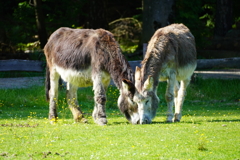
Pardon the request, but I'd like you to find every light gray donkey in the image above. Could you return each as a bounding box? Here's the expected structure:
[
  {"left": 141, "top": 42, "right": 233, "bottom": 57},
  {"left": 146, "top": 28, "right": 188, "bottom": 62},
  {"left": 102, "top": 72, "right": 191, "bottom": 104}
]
[
  {"left": 125, "top": 24, "right": 197, "bottom": 124},
  {"left": 44, "top": 27, "right": 139, "bottom": 125}
]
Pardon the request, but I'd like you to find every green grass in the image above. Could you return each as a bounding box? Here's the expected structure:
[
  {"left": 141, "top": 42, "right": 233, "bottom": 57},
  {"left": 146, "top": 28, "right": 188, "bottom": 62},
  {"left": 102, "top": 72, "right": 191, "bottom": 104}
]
[{"left": 0, "top": 79, "right": 240, "bottom": 159}]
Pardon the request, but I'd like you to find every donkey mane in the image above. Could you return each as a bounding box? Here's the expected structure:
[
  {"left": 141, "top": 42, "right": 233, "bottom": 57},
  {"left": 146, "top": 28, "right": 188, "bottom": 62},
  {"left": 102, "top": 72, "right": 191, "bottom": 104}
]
[{"left": 96, "top": 29, "right": 134, "bottom": 89}]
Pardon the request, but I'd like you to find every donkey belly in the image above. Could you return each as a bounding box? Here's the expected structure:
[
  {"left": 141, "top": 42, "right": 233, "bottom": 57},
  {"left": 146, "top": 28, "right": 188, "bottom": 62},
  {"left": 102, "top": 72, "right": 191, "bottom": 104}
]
[
  {"left": 176, "top": 63, "right": 196, "bottom": 81},
  {"left": 55, "top": 66, "right": 111, "bottom": 88},
  {"left": 56, "top": 66, "right": 93, "bottom": 87},
  {"left": 159, "top": 63, "right": 196, "bottom": 81}
]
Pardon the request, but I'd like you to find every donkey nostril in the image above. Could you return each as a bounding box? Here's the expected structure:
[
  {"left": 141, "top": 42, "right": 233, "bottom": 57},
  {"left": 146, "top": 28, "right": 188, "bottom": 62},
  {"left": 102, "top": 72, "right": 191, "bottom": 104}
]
[
  {"left": 141, "top": 118, "right": 149, "bottom": 124},
  {"left": 144, "top": 119, "right": 149, "bottom": 124}
]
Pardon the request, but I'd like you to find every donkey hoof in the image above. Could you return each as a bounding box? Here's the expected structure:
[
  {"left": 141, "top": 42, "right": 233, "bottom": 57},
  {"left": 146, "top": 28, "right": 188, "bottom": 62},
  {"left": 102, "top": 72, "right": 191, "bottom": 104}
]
[
  {"left": 81, "top": 118, "right": 88, "bottom": 123},
  {"left": 49, "top": 116, "right": 58, "bottom": 124},
  {"left": 166, "top": 117, "right": 173, "bottom": 123},
  {"left": 96, "top": 118, "right": 107, "bottom": 126},
  {"left": 173, "top": 119, "right": 180, "bottom": 122},
  {"left": 174, "top": 113, "right": 181, "bottom": 122}
]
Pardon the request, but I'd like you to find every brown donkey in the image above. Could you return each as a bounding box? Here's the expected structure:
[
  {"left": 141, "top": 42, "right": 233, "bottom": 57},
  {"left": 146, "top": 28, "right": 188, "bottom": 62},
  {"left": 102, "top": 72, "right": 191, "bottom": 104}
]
[
  {"left": 44, "top": 27, "right": 138, "bottom": 125},
  {"left": 126, "top": 24, "right": 197, "bottom": 124}
]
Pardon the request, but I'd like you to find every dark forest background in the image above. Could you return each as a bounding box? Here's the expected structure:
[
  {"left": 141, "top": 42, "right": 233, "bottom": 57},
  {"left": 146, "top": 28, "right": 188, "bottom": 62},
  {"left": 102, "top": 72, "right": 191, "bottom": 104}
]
[{"left": 0, "top": 0, "right": 240, "bottom": 60}]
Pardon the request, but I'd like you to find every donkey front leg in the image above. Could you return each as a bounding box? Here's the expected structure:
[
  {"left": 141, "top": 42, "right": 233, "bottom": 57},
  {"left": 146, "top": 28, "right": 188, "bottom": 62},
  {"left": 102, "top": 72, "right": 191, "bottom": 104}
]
[
  {"left": 174, "top": 78, "right": 190, "bottom": 122},
  {"left": 67, "top": 83, "right": 87, "bottom": 123},
  {"left": 165, "top": 73, "right": 176, "bottom": 122},
  {"left": 49, "top": 69, "right": 59, "bottom": 122},
  {"left": 92, "top": 74, "right": 107, "bottom": 125}
]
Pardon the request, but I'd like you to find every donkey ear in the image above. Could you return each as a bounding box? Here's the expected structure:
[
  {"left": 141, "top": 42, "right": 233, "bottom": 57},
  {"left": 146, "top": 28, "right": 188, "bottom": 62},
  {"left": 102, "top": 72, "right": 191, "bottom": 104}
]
[
  {"left": 122, "top": 79, "right": 135, "bottom": 94},
  {"left": 143, "top": 76, "right": 154, "bottom": 91},
  {"left": 135, "top": 66, "right": 141, "bottom": 80},
  {"left": 135, "top": 66, "right": 141, "bottom": 90}
]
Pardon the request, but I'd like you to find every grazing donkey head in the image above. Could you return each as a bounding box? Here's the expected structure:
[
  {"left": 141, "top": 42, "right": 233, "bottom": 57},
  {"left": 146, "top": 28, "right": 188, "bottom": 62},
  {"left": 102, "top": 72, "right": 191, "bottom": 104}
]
[
  {"left": 44, "top": 27, "right": 138, "bottom": 125},
  {"left": 119, "top": 79, "right": 139, "bottom": 124},
  {"left": 133, "top": 68, "right": 159, "bottom": 124},
  {"left": 133, "top": 24, "right": 197, "bottom": 124}
]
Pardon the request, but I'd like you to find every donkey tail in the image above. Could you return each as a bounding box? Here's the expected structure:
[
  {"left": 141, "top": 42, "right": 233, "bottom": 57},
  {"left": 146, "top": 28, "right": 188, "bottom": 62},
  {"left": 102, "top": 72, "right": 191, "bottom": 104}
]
[{"left": 45, "top": 65, "right": 50, "bottom": 101}]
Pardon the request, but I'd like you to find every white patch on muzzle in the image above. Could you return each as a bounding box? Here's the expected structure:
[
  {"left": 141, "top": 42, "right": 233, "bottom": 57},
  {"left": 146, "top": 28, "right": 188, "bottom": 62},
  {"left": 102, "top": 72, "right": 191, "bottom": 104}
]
[{"left": 130, "top": 112, "right": 140, "bottom": 124}]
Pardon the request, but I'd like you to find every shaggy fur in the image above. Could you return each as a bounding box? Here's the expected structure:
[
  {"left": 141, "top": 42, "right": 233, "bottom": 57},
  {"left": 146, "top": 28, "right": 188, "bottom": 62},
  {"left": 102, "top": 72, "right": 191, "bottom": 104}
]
[
  {"left": 133, "top": 24, "right": 197, "bottom": 124},
  {"left": 44, "top": 27, "right": 138, "bottom": 125}
]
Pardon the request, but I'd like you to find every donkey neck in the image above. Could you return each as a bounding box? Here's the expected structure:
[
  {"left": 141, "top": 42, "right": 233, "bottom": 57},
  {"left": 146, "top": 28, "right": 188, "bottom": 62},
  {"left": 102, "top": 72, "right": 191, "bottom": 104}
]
[
  {"left": 95, "top": 28, "right": 134, "bottom": 90},
  {"left": 140, "top": 31, "right": 177, "bottom": 89},
  {"left": 141, "top": 55, "right": 163, "bottom": 89},
  {"left": 99, "top": 45, "right": 134, "bottom": 90},
  {"left": 109, "top": 56, "right": 134, "bottom": 90}
]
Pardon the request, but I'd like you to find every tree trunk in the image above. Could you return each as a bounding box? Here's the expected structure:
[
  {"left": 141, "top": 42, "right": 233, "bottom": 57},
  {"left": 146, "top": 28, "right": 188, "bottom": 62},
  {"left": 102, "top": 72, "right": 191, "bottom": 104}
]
[
  {"left": 142, "top": 0, "right": 175, "bottom": 43},
  {"left": 215, "top": 0, "right": 233, "bottom": 37},
  {"left": 33, "top": 0, "right": 48, "bottom": 49},
  {"left": 85, "top": 0, "right": 108, "bottom": 29}
]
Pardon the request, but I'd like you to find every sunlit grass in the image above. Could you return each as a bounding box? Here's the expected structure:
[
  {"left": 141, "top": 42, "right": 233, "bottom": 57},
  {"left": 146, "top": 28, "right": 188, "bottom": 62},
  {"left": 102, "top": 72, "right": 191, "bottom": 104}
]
[{"left": 0, "top": 78, "right": 239, "bottom": 159}]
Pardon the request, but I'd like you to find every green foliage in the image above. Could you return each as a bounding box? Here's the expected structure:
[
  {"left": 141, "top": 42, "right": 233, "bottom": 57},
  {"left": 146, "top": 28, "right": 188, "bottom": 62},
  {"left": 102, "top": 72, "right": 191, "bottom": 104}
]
[
  {"left": 43, "top": 0, "right": 87, "bottom": 31},
  {"left": 200, "top": 3, "right": 216, "bottom": 28},
  {"left": 1, "top": 0, "right": 240, "bottom": 58},
  {"left": 16, "top": 42, "right": 41, "bottom": 52},
  {"left": 233, "top": 16, "right": 240, "bottom": 28},
  {"left": 0, "top": 0, "right": 87, "bottom": 54},
  {"left": 12, "top": 2, "right": 36, "bottom": 45},
  {"left": 233, "top": 0, "right": 240, "bottom": 27},
  {"left": 120, "top": 44, "right": 138, "bottom": 55},
  {"left": 0, "top": 78, "right": 240, "bottom": 159},
  {"left": 174, "top": 0, "right": 215, "bottom": 49},
  {"left": 109, "top": 18, "right": 142, "bottom": 54}
]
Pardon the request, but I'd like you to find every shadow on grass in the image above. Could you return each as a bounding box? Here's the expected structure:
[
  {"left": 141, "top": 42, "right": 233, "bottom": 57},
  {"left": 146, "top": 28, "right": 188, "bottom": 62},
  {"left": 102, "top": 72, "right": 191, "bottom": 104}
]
[
  {"left": 151, "top": 118, "right": 240, "bottom": 124},
  {"left": 111, "top": 122, "right": 130, "bottom": 125},
  {"left": 206, "top": 119, "right": 240, "bottom": 122},
  {"left": 151, "top": 121, "right": 203, "bottom": 125}
]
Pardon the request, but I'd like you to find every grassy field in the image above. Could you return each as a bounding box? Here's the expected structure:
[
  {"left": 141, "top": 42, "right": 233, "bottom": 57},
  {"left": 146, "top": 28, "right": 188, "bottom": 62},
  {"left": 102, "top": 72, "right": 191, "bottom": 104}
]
[{"left": 0, "top": 78, "right": 239, "bottom": 159}]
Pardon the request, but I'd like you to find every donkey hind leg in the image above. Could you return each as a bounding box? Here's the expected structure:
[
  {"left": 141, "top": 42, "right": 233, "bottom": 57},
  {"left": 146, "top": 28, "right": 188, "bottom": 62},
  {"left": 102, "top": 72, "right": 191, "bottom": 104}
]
[
  {"left": 66, "top": 83, "right": 88, "bottom": 123},
  {"left": 49, "top": 69, "right": 60, "bottom": 123},
  {"left": 92, "top": 74, "right": 108, "bottom": 125},
  {"left": 174, "top": 80, "right": 180, "bottom": 109},
  {"left": 165, "top": 72, "right": 176, "bottom": 122},
  {"left": 173, "top": 78, "right": 190, "bottom": 122}
]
